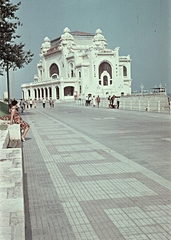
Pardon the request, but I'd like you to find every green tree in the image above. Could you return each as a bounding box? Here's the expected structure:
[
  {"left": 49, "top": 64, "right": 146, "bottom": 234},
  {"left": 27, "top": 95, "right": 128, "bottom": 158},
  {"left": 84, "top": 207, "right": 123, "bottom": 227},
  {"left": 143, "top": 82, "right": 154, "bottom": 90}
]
[{"left": 0, "top": 0, "right": 33, "bottom": 104}]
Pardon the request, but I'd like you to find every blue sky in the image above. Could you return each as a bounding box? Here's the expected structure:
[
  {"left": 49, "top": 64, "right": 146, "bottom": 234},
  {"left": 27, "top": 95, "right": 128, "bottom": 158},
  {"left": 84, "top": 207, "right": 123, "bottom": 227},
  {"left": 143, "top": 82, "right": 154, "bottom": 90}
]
[{"left": 0, "top": 0, "right": 170, "bottom": 99}]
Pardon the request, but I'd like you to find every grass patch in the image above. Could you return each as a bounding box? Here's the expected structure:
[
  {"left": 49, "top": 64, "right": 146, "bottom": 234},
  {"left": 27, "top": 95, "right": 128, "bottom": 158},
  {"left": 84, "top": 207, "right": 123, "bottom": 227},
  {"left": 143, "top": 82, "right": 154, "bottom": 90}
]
[
  {"left": 0, "top": 101, "right": 9, "bottom": 117},
  {"left": 0, "top": 110, "right": 7, "bottom": 117},
  {"left": 0, "top": 110, "right": 9, "bottom": 118}
]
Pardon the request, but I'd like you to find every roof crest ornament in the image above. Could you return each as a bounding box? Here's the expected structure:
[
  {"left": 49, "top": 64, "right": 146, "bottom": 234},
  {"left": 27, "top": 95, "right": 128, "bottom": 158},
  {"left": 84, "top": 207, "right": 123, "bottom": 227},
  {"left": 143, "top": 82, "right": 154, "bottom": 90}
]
[
  {"left": 59, "top": 27, "right": 76, "bottom": 49},
  {"left": 93, "top": 28, "right": 107, "bottom": 49},
  {"left": 40, "top": 37, "right": 51, "bottom": 55}
]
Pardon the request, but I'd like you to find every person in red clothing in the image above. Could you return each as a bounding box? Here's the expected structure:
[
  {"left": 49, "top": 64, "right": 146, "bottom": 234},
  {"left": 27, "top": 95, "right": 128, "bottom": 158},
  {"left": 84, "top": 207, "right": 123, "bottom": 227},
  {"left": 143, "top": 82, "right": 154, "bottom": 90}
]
[
  {"left": 10, "top": 100, "right": 30, "bottom": 142},
  {"left": 96, "top": 95, "right": 100, "bottom": 108}
]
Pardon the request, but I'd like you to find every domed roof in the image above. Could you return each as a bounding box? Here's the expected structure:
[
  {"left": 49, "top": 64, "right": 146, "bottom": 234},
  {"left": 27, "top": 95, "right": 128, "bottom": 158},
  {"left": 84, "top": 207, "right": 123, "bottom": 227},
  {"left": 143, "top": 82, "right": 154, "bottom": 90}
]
[
  {"left": 63, "top": 27, "right": 71, "bottom": 34},
  {"left": 44, "top": 37, "right": 50, "bottom": 42},
  {"left": 95, "top": 29, "right": 102, "bottom": 35}
]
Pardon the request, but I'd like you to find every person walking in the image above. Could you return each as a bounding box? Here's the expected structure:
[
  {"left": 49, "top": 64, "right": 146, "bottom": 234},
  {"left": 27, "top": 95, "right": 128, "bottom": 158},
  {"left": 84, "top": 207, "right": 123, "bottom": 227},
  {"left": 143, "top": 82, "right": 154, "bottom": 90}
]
[
  {"left": 42, "top": 98, "right": 46, "bottom": 108},
  {"left": 117, "top": 97, "right": 120, "bottom": 109},
  {"left": 10, "top": 100, "right": 30, "bottom": 142},
  {"left": 33, "top": 99, "right": 37, "bottom": 108},
  {"left": 92, "top": 96, "right": 96, "bottom": 107},
  {"left": 20, "top": 99, "right": 25, "bottom": 113},
  {"left": 111, "top": 95, "right": 115, "bottom": 108},
  {"left": 49, "top": 99, "right": 52, "bottom": 108},
  {"left": 114, "top": 97, "right": 117, "bottom": 108},
  {"left": 51, "top": 100, "right": 54, "bottom": 108},
  {"left": 108, "top": 96, "right": 111, "bottom": 108},
  {"left": 29, "top": 99, "right": 33, "bottom": 108},
  {"left": 96, "top": 95, "right": 100, "bottom": 108}
]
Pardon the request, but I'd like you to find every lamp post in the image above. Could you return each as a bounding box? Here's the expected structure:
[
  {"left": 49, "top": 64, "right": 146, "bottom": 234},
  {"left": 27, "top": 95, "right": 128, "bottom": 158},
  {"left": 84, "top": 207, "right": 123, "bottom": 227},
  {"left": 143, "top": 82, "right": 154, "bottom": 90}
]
[{"left": 6, "top": 62, "right": 10, "bottom": 105}]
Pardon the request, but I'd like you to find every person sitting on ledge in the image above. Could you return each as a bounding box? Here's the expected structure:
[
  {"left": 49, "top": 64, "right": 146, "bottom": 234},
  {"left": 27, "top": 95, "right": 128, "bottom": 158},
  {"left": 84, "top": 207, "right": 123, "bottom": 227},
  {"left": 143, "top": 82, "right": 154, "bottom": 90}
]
[{"left": 10, "top": 100, "right": 30, "bottom": 142}]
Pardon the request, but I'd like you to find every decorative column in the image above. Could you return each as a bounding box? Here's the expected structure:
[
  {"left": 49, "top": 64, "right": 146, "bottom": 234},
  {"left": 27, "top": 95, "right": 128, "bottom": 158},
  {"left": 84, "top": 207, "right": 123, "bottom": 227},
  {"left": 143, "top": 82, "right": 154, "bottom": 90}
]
[{"left": 60, "top": 83, "right": 64, "bottom": 100}]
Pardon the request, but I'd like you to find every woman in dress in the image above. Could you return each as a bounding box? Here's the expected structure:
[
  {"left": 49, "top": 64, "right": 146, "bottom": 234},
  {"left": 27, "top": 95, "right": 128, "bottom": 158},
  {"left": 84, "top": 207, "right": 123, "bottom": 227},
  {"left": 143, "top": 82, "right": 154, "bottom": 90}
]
[
  {"left": 10, "top": 100, "right": 30, "bottom": 142},
  {"left": 92, "top": 96, "right": 96, "bottom": 107}
]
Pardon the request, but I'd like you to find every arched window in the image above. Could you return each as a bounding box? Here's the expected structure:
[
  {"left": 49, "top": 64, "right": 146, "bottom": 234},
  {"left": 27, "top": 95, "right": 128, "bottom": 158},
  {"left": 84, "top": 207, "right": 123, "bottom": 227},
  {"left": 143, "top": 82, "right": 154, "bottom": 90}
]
[
  {"left": 99, "top": 62, "right": 112, "bottom": 79},
  {"left": 38, "top": 89, "right": 40, "bottom": 99},
  {"left": 103, "top": 76, "right": 108, "bottom": 86},
  {"left": 41, "top": 88, "right": 44, "bottom": 98},
  {"left": 45, "top": 88, "right": 48, "bottom": 98},
  {"left": 34, "top": 89, "right": 37, "bottom": 99},
  {"left": 49, "top": 87, "right": 52, "bottom": 98},
  {"left": 123, "top": 66, "right": 127, "bottom": 76},
  {"left": 49, "top": 63, "right": 59, "bottom": 77}
]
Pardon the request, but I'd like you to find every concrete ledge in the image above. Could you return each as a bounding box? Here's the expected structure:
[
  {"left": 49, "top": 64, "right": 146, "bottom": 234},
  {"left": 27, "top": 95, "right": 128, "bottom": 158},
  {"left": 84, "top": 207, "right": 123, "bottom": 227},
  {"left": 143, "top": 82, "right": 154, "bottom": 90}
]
[
  {"left": 8, "top": 125, "right": 21, "bottom": 148},
  {"left": 8, "top": 125, "right": 21, "bottom": 140},
  {"left": 0, "top": 125, "right": 25, "bottom": 239},
  {"left": 0, "top": 129, "right": 9, "bottom": 149}
]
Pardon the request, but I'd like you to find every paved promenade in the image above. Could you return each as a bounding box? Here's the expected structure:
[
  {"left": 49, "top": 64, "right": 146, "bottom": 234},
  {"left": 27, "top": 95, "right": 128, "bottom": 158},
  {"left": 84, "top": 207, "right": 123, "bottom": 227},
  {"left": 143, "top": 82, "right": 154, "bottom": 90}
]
[{"left": 22, "top": 103, "right": 171, "bottom": 240}]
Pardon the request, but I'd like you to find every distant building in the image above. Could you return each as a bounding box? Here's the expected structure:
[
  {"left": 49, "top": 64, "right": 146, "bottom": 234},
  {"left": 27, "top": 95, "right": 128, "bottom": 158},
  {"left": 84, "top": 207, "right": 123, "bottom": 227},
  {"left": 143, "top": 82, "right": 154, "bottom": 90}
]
[{"left": 21, "top": 27, "right": 132, "bottom": 101}]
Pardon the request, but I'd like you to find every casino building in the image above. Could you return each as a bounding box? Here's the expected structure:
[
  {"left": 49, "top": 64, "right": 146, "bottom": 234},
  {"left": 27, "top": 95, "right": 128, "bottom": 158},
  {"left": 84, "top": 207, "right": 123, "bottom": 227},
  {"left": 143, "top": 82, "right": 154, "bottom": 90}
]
[{"left": 21, "top": 27, "right": 132, "bottom": 101}]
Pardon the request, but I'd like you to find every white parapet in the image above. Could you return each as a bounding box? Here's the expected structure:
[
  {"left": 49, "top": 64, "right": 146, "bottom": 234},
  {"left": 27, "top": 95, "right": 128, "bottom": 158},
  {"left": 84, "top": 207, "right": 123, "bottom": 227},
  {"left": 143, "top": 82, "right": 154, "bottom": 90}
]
[
  {"left": 0, "top": 129, "right": 9, "bottom": 149},
  {"left": 0, "top": 124, "right": 24, "bottom": 240},
  {"left": 8, "top": 124, "right": 21, "bottom": 140}
]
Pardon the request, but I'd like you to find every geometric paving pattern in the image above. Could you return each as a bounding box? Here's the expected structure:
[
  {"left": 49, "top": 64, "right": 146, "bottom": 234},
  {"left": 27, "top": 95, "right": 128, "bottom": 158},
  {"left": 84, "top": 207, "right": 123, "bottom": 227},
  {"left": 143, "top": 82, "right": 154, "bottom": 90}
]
[
  {"left": 23, "top": 109, "right": 171, "bottom": 240},
  {"left": 105, "top": 205, "right": 171, "bottom": 239}
]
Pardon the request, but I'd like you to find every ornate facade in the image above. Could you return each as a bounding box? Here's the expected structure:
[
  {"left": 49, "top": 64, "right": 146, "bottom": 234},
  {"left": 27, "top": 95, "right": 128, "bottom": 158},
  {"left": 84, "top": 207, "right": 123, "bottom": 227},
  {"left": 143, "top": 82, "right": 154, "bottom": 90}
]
[{"left": 21, "top": 27, "right": 132, "bottom": 101}]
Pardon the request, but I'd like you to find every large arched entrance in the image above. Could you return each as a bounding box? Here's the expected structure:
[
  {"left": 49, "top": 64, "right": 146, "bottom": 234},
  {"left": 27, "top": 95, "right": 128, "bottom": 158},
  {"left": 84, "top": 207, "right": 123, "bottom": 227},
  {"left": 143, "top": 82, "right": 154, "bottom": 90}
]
[{"left": 64, "top": 86, "right": 74, "bottom": 96}]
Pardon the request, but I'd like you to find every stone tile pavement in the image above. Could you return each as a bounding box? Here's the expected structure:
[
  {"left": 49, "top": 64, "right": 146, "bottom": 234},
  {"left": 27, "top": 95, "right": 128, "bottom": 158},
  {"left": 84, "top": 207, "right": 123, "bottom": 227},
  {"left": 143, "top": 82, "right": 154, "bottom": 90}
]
[
  {"left": 22, "top": 108, "right": 171, "bottom": 240},
  {"left": 0, "top": 124, "right": 24, "bottom": 240},
  {"left": 0, "top": 148, "right": 24, "bottom": 240}
]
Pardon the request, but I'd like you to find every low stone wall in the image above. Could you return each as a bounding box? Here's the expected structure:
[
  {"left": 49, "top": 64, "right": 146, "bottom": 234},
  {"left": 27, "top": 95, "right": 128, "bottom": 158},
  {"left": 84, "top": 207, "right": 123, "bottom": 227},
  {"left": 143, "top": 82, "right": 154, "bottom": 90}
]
[
  {"left": 94, "top": 93, "right": 170, "bottom": 112},
  {"left": 119, "top": 93, "right": 170, "bottom": 112},
  {"left": 76, "top": 93, "right": 170, "bottom": 113},
  {"left": 0, "top": 124, "right": 25, "bottom": 240}
]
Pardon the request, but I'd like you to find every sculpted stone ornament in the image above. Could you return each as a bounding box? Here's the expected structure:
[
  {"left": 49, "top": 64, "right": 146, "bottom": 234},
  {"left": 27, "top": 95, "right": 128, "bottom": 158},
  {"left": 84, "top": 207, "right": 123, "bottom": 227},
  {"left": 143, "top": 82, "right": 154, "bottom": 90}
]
[
  {"left": 93, "top": 29, "right": 107, "bottom": 49},
  {"left": 40, "top": 37, "right": 51, "bottom": 55},
  {"left": 60, "top": 27, "right": 76, "bottom": 48}
]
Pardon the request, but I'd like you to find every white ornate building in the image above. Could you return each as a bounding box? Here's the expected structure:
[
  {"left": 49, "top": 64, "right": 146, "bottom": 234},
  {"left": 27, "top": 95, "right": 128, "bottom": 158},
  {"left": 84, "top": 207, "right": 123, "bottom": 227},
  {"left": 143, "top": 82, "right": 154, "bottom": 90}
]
[{"left": 21, "top": 27, "right": 132, "bottom": 101}]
